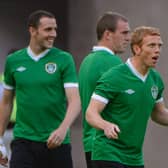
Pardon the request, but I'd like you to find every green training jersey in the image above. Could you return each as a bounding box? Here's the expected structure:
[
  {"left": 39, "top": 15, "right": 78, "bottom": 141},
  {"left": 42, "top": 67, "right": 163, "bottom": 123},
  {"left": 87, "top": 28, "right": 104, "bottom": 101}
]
[
  {"left": 92, "top": 59, "right": 164, "bottom": 166},
  {"left": 4, "top": 47, "right": 78, "bottom": 143},
  {"left": 79, "top": 47, "right": 122, "bottom": 152}
]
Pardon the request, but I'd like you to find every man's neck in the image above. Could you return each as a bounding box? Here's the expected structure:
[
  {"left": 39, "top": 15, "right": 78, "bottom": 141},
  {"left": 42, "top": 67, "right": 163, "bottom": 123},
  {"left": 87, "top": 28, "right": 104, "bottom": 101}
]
[{"left": 130, "top": 57, "right": 149, "bottom": 76}]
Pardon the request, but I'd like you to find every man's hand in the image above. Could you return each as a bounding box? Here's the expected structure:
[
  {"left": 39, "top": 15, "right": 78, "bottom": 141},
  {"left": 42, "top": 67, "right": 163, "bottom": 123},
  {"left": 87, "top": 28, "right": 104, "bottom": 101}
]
[
  {"left": 104, "top": 122, "right": 120, "bottom": 139},
  {"left": 47, "top": 127, "right": 67, "bottom": 149}
]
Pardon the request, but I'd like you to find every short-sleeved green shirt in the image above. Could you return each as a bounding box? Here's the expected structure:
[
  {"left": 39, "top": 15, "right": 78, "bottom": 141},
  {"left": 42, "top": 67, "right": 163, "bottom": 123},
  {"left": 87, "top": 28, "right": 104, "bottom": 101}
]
[
  {"left": 79, "top": 47, "right": 122, "bottom": 152},
  {"left": 4, "top": 47, "right": 78, "bottom": 143},
  {"left": 92, "top": 59, "right": 164, "bottom": 166}
]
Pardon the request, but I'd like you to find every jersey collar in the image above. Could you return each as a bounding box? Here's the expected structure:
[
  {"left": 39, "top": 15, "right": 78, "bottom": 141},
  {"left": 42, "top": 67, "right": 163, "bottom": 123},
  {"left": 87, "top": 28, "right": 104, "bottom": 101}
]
[
  {"left": 126, "top": 58, "right": 149, "bottom": 82},
  {"left": 92, "top": 46, "right": 114, "bottom": 55},
  {"left": 27, "top": 46, "right": 50, "bottom": 61}
]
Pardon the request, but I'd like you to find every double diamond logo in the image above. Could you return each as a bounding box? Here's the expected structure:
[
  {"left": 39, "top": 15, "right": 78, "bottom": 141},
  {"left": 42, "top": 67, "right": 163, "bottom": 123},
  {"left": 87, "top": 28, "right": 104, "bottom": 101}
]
[
  {"left": 124, "top": 89, "right": 135, "bottom": 94},
  {"left": 16, "top": 66, "right": 26, "bottom": 72}
]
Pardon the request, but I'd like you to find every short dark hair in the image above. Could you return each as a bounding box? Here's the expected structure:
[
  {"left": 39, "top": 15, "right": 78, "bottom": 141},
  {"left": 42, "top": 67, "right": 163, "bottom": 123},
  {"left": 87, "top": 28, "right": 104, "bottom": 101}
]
[
  {"left": 96, "top": 11, "right": 128, "bottom": 40},
  {"left": 27, "top": 10, "right": 55, "bottom": 28}
]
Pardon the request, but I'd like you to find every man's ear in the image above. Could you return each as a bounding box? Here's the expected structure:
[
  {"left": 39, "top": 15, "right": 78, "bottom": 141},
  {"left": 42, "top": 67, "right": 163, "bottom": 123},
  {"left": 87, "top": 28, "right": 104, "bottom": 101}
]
[
  {"left": 104, "top": 30, "right": 113, "bottom": 40},
  {"left": 29, "top": 26, "right": 37, "bottom": 36},
  {"left": 133, "top": 44, "right": 141, "bottom": 55}
]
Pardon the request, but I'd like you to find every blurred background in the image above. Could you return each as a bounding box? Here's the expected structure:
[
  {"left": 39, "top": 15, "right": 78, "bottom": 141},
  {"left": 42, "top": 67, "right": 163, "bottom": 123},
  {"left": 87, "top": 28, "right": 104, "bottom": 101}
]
[{"left": 0, "top": 0, "right": 168, "bottom": 168}]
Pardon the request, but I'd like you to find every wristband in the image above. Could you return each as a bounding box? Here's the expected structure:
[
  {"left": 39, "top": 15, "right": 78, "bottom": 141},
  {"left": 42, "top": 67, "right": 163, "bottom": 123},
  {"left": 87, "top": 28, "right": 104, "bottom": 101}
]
[{"left": 0, "top": 137, "right": 8, "bottom": 159}]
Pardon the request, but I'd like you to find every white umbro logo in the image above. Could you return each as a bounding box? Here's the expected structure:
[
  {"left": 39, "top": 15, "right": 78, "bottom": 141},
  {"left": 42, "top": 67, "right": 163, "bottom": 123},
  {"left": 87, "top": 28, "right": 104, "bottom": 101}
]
[
  {"left": 124, "top": 89, "right": 135, "bottom": 94},
  {"left": 16, "top": 66, "right": 26, "bottom": 72}
]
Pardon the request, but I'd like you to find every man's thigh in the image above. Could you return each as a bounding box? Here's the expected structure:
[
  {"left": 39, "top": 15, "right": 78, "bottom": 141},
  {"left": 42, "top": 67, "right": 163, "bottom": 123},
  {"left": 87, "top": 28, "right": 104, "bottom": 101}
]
[
  {"left": 10, "top": 139, "right": 34, "bottom": 168},
  {"left": 10, "top": 139, "right": 73, "bottom": 168},
  {"left": 48, "top": 144, "right": 73, "bottom": 168}
]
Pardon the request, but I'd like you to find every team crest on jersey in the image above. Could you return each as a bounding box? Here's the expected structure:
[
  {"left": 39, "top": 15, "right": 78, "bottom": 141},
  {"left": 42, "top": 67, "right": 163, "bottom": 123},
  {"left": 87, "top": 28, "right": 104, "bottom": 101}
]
[
  {"left": 45, "top": 62, "right": 57, "bottom": 74},
  {"left": 151, "top": 85, "right": 158, "bottom": 99}
]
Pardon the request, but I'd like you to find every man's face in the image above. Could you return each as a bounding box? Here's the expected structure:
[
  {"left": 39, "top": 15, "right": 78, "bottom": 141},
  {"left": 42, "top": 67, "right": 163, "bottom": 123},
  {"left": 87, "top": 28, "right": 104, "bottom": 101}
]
[
  {"left": 32, "top": 17, "right": 57, "bottom": 50},
  {"left": 111, "top": 20, "right": 131, "bottom": 54},
  {"left": 138, "top": 35, "right": 163, "bottom": 68}
]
